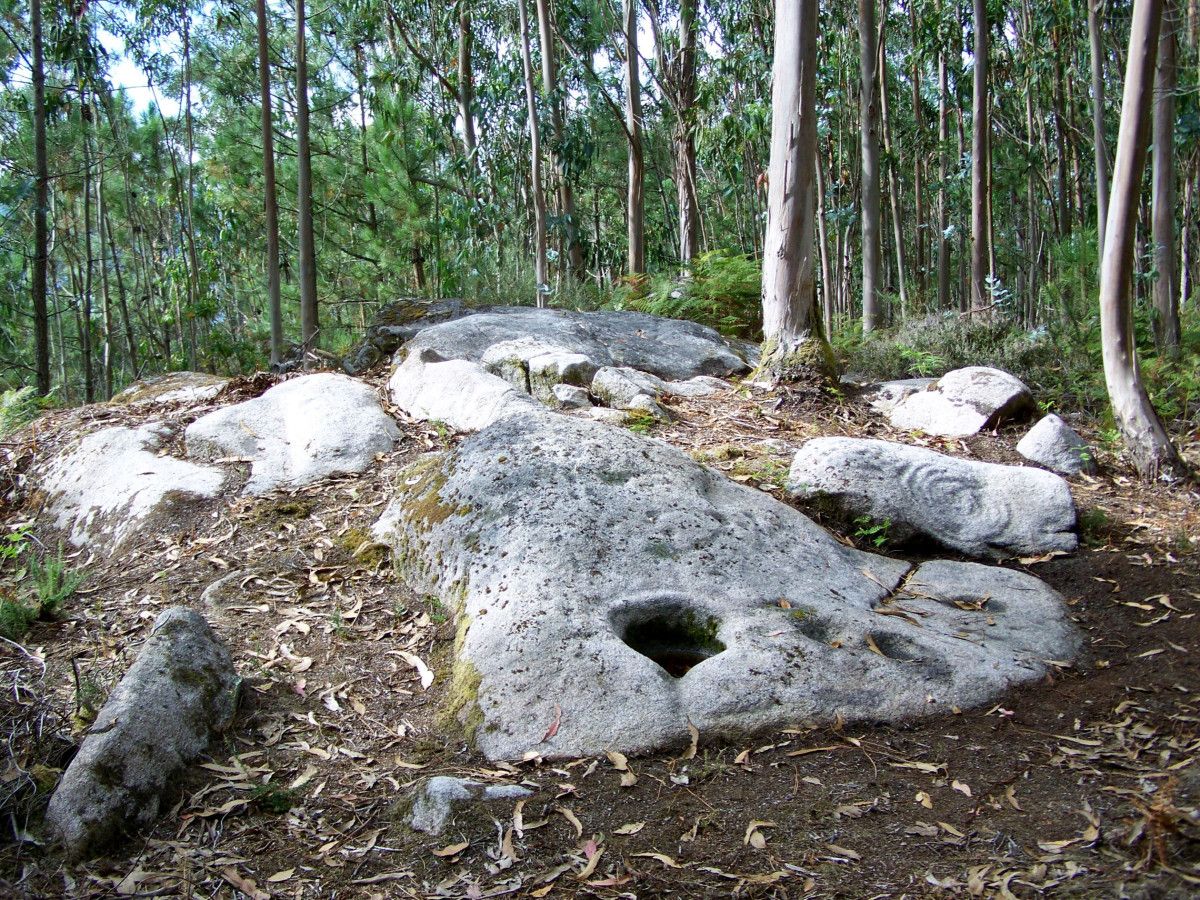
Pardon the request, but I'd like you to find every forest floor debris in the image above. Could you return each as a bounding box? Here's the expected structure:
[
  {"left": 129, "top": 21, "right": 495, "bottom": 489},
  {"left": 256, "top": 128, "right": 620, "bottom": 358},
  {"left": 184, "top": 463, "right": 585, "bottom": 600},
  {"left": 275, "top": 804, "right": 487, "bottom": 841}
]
[{"left": 0, "top": 371, "right": 1198, "bottom": 897}]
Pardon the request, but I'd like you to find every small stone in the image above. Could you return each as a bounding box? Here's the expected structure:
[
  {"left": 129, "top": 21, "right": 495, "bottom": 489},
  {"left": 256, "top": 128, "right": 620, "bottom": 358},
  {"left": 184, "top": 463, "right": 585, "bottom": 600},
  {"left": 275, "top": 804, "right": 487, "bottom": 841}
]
[
  {"left": 46, "top": 608, "right": 239, "bottom": 860},
  {"left": 1017, "top": 414, "right": 1097, "bottom": 476},
  {"left": 861, "top": 377, "right": 937, "bottom": 414},
  {"left": 409, "top": 776, "right": 532, "bottom": 835},
  {"left": 551, "top": 384, "right": 592, "bottom": 410},
  {"left": 787, "top": 436, "right": 1077, "bottom": 559},
  {"left": 664, "top": 375, "right": 731, "bottom": 398},
  {"left": 591, "top": 366, "right": 666, "bottom": 409},
  {"left": 111, "top": 372, "right": 229, "bottom": 406}
]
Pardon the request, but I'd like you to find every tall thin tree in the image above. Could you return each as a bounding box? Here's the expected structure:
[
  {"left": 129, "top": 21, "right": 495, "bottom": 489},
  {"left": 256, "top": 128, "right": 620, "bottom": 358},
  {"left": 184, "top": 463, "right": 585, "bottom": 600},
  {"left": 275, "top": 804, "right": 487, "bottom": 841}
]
[
  {"left": 31, "top": 0, "right": 50, "bottom": 395},
  {"left": 1099, "top": 0, "right": 1186, "bottom": 479},
  {"left": 624, "top": 0, "right": 644, "bottom": 276},
  {"left": 1152, "top": 0, "right": 1181, "bottom": 351},
  {"left": 256, "top": 0, "right": 284, "bottom": 367},
  {"left": 296, "top": 0, "right": 319, "bottom": 356},
  {"left": 518, "top": 0, "right": 549, "bottom": 305},
  {"left": 859, "top": 0, "right": 882, "bottom": 332},
  {"left": 761, "top": 0, "right": 828, "bottom": 380},
  {"left": 970, "top": 0, "right": 991, "bottom": 314}
]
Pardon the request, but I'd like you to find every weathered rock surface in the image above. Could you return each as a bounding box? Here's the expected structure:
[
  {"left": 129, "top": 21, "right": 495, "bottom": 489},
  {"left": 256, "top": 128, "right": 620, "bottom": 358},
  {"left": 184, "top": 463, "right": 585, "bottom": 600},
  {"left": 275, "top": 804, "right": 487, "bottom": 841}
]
[
  {"left": 861, "top": 377, "right": 937, "bottom": 414},
  {"left": 373, "top": 413, "right": 1079, "bottom": 761},
  {"left": 343, "top": 298, "right": 480, "bottom": 374},
  {"left": 888, "top": 367, "right": 1035, "bottom": 437},
  {"left": 404, "top": 308, "right": 752, "bottom": 381},
  {"left": 111, "top": 371, "right": 229, "bottom": 406},
  {"left": 1017, "top": 414, "right": 1097, "bottom": 476},
  {"left": 389, "top": 348, "right": 540, "bottom": 432},
  {"left": 590, "top": 366, "right": 667, "bottom": 409},
  {"left": 551, "top": 384, "right": 592, "bottom": 410},
  {"left": 408, "top": 776, "right": 532, "bottom": 835},
  {"left": 787, "top": 437, "right": 1078, "bottom": 558},
  {"left": 42, "top": 423, "right": 225, "bottom": 550},
  {"left": 46, "top": 608, "right": 239, "bottom": 860},
  {"left": 186, "top": 373, "right": 400, "bottom": 495},
  {"left": 480, "top": 337, "right": 598, "bottom": 405}
]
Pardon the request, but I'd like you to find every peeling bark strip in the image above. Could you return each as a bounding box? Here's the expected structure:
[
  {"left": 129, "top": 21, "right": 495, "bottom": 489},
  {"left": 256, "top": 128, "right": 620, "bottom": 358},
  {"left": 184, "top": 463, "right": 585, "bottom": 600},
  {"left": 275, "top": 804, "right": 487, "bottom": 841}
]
[{"left": 47, "top": 608, "right": 239, "bottom": 860}]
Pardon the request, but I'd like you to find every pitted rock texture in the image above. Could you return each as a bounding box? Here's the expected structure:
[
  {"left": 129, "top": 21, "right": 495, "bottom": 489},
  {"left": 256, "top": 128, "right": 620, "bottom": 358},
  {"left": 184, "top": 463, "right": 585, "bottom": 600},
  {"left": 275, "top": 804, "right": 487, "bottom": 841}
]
[
  {"left": 42, "top": 423, "right": 225, "bottom": 550},
  {"left": 373, "top": 413, "right": 1079, "bottom": 761},
  {"left": 888, "top": 366, "right": 1035, "bottom": 437},
  {"left": 111, "top": 371, "right": 229, "bottom": 406},
  {"left": 185, "top": 373, "right": 400, "bottom": 495},
  {"left": 1017, "top": 414, "right": 1097, "bottom": 476},
  {"left": 408, "top": 777, "right": 533, "bottom": 835},
  {"left": 342, "top": 297, "right": 481, "bottom": 374},
  {"left": 403, "top": 308, "right": 753, "bottom": 381},
  {"left": 389, "top": 348, "right": 539, "bottom": 432},
  {"left": 787, "top": 437, "right": 1078, "bottom": 558},
  {"left": 46, "top": 608, "right": 239, "bottom": 859},
  {"left": 480, "top": 337, "right": 598, "bottom": 405}
]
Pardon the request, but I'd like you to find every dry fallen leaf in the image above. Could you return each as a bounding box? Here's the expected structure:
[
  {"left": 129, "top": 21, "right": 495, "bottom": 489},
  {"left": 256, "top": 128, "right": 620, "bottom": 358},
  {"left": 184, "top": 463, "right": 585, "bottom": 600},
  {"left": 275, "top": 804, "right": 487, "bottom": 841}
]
[
  {"left": 267, "top": 868, "right": 295, "bottom": 882},
  {"left": 633, "top": 852, "right": 682, "bottom": 869},
  {"left": 915, "top": 791, "right": 933, "bottom": 809},
  {"left": 951, "top": 779, "right": 972, "bottom": 797},
  {"left": 824, "top": 843, "right": 862, "bottom": 861},
  {"left": 221, "top": 867, "right": 269, "bottom": 900},
  {"left": 614, "top": 821, "right": 645, "bottom": 835},
  {"left": 431, "top": 841, "right": 470, "bottom": 858},
  {"left": 555, "top": 806, "right": 583, "bottom": 837}
]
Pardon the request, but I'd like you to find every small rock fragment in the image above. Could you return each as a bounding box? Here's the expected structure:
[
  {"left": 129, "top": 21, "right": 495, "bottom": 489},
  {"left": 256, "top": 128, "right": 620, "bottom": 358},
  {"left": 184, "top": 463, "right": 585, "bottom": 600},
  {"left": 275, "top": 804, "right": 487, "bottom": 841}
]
[
  {"left": 409, "top": 776, "right": 532, "bottom": 835},
  {"left": 888, "top": 366, "right": 1034, "bottom": 437},
  {"left": 551, "top": 384, "right": 592, "bottom": 410},
  {"left": 1017, "top": 414, "right": 1097, "bottom": 476}
]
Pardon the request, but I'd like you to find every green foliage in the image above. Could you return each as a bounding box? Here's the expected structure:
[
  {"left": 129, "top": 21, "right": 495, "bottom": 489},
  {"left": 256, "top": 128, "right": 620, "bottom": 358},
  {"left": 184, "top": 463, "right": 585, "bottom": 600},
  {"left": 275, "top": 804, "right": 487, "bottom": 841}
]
[
  {"left": 0, "top": 525, "right": 31, "bottom": 564},
  {"left": 28, "top": 545, "right": 86, "bottom": 617},
  {"left": 617, "top": 251, "right": 762, "bottom": 339},
  {"left": 623, "top": 409, "right": 658, "bottom": 434},
  {"left": 249, "top": 783, "right": 298, "bottom": 814},
  {"left": 852, "top": 515, "right": 891, "bottom": 549},
  {"left": 0, "top": 387, "right": 46, "bottom": 438},
  {"left": 0, "top": 597, "right": 36, "bottom": 642}
]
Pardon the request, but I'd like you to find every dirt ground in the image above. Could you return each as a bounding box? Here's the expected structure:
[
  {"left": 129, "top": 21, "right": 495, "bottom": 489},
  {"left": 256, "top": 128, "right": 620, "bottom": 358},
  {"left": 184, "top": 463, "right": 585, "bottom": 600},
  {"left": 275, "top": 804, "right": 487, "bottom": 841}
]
[{"left": 1, "top": 372, "right": 1198, "bottom": 899}]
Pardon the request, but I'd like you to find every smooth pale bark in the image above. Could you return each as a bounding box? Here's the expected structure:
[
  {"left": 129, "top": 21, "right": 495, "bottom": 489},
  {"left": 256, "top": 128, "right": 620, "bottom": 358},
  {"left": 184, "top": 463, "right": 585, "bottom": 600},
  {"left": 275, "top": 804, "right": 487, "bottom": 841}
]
[
  {"left": 937, "top": 50, "right": 951, "bottom": 311},
  {"left": 816, "top": 153, "right": 833, "bottom": 337},
  {"left": 909, "top": 2, "right": 925, "bottom": 293},
  {"left": 970, "top": 0, "right": 991, "bottom": 314},
  {"left": 95, "top": 163, "right": 113, "bottom": 398},
  {"left": 1100, "top": 0, "right": 1186, "bottom": 479},
  {"left": 78, "top": 76, "right": 95, "bottom": 403},
  {"left": 534, "top": 0, "right": 584, "bottom": 276},
  {"left": 458, "top": 1, "right": 478, "bottom": 165},
  {"left": 1152, "top": 1, "right": 1181, "bottom": 351},
  {"left": 256, "top": 0, "right": 284, "bottom": 367},
  {"left": 180, "top": 9, "right": 200, "bottom": 369},
  {"left": 675, "top": 0, "right": 700, "bottom": 267},
  {"left": 518, "top": 0, "right": 549, "bottom": 304},
  {"left": 761, "top": 0, "right": 826, "bottom": 377},
  {"left": 859, "top": 0, "right": 882, "bottom": 332},
  {"left": 879, "top": 33, "right": 909, "bottom": 316},
  {"left": 1089, "top": 0, "right": 1110, "bottom": 253},
  {"left": 624, "top": 0, "right": 644, "bottom": 275},
  {"left": 296, "top": 0, "right": 319, "bottom": 354},
  {"left": 32, "top": 0, "right": 50, "bottom": 395}
]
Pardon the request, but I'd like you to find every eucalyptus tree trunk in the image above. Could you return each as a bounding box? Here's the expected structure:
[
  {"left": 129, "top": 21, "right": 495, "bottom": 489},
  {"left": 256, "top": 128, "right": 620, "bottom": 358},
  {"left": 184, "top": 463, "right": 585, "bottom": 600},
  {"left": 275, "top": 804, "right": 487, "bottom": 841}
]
[
  {"left": 95, "top": 163, "right": 114, "bottom": 398},
  {"left": 859, "top": 0, "right": 882, "bottom": 333},
  {"left": 937, "top": 50, "right": 950, "bottom": 311},
  {"left": 761, "top": 0, "right": 828, "bottom": 380},
  {"left": 518, "top": 0, "right": 549, "bottom": 305},
  {"left": 879, "top": 34, "right": 909, "bottom": 317},
  {"left": 534, "top": 0, "right": 584, "bottom": 276},
  {"left": 458, "top": 1, "right": 478, "bottom": 165},
  {"left": 1089, "top": 0, "right": 1110, "bottom": 253},
  {"left": 1153, "top": 1, "right": 1181, "bottom": 352},
  {"left": 1100, "top": 0, "right": 1186, "bottom": 480},
  {"left": 78, "top": 74, "right": 95, "bottom": 403},
  {"left": 816, "top": 153, "right": 833, "bottom": 337},
  {"left": 970, "top": 0, "right": 991, "bottom": 314},
  {"left": 675, "top": 0, "right": 700, "bottom": 267},
  {"left": 624, "top": 0, "right": 645, "bottom": 276},
  {"left": 256, "top": 0, "right": 283, "bottom": 367},
  {"left": 296, "top": 0, "right": 319, "bottom": 355},
  {"left": 180, "top": 6, "right": 200, "bottom": 369},
  {"left": 31, "top": 0, "right": 50, "bottom": 395}
]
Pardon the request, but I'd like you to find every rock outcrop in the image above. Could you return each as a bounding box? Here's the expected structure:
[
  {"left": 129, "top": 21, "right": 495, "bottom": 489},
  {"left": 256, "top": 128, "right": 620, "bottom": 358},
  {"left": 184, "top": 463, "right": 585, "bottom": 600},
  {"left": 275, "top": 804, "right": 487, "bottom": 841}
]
[
  {"left": 342, "top": 298, "right": 481, "bottom": 374},
  {"left": 373, "top": 413, "right": 1079, "bottom": 761},
  {"left": 888, "top": 367, "right": 1035, "bottom": 437},
  {"left": 46, "top": 608, "right": 239, "bottom": 860},
  {"left": 42, "top": 423, "right": 225, "bottom": 550},
  {"left": 111, "top": 372, "right": 229, "bottom": 406},
  {"left": 787, "top": 437, "right": 1078, "bottom": 558},
  {"left": 403, "top": 308, "right": 753, "bottom": 381},
  {"left": 186, "top": 373, "right": 400, "bottom": 495}
]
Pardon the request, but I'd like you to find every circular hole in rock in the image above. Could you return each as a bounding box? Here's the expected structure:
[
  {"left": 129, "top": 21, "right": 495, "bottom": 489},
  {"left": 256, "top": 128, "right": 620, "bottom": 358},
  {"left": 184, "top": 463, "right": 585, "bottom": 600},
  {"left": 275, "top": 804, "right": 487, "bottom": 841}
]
[{"left": 620, "top": 610, "right": 726, "bottom": 678}]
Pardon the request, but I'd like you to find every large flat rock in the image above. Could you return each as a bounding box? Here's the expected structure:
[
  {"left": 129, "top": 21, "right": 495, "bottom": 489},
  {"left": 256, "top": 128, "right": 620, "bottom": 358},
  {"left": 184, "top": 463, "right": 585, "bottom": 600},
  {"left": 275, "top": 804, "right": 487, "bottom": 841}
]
[
  {"left": 185, "top": 373, "right": 400, "bottom": 495},
  {"left": 373, "top": 413, "right": 1079, "bottom": 761},
  {"left": 41, "top": 423, "right": 225, "bottom": 550},
  {"left": 111, "top": 372, "right": 229, "bottom": 406},
  {"left": 402, "top": 308, "right": 753, "bottom": 381},
  {"left": 787, "top": 437, "right": 1078, "bottom": 558}
]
